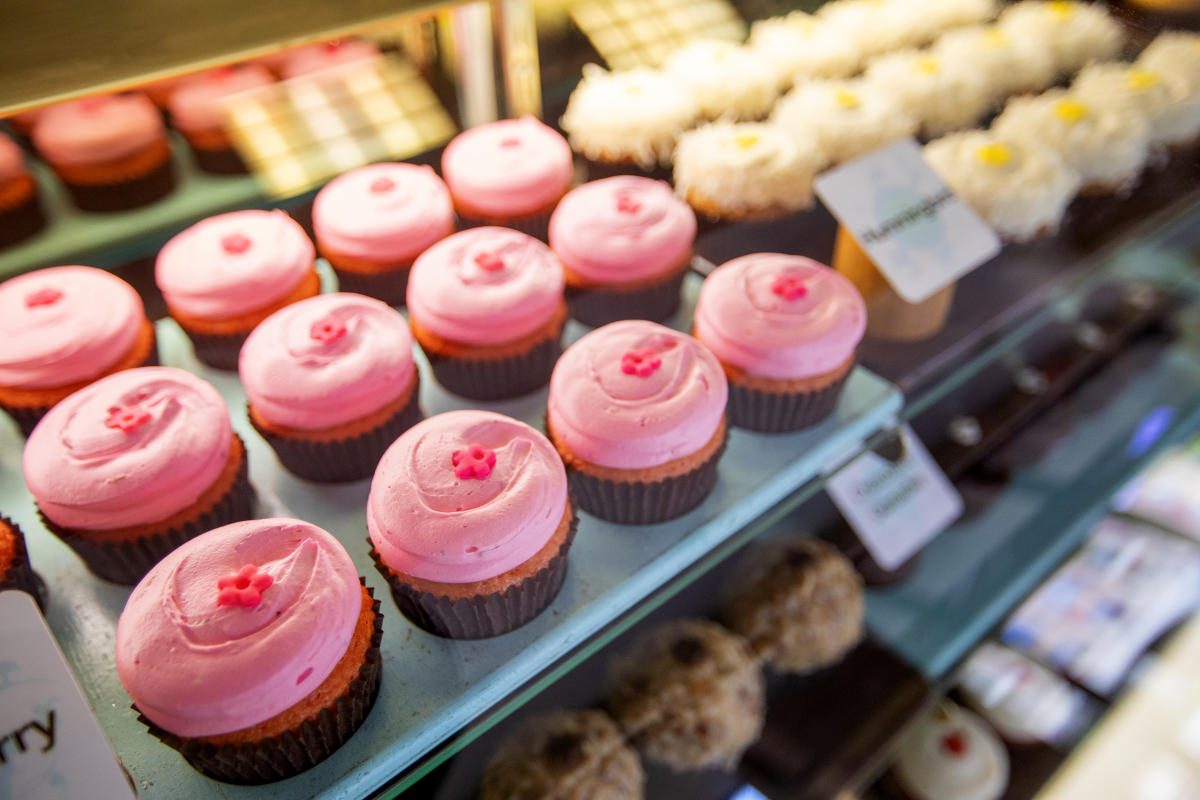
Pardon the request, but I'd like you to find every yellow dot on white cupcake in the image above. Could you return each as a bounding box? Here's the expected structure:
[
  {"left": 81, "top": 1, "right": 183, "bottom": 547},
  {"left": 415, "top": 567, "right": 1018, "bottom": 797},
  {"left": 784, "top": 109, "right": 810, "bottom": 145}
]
[
  {"left": 624, "top": 84, "right": 642, "bottom": 94},
  {"left": 732, "top": 134, "right": 761, "bottom": 150},
  {"left": 914, "top": 56, "right": 940, "bottom": 75},
  {"left": 834, "top": 89, "right": 860, "bottom": 109},
  {"left": 1047, "top": 1, "right": 1076, "bottom": 20},
  {"left": 984, "top": 30, "right": 1010, "bottom": 48},
  {"left": 1126, "top": 69, "right": 1161, "bottom": 91},
  {"left": 1054, "top": 99, "right": 1089, "bottom": 124},
  {"left": 976, "top": 142, "right": 1012, "bottom": 167}
]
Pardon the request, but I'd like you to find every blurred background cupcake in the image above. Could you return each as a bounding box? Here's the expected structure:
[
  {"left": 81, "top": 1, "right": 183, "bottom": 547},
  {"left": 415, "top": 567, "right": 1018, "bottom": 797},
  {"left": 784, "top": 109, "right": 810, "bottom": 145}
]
[
  {"left": 608, "top": 619, "right": 764, "bottom": 771},
  {"left": 560, "top": 65, "right": 699, "bottom": 180},
  {"left": 931, "top": 25, "right": 1056, "bottom": 108},
  {"left": 240, "top": 293, "right": 423, "bottom": 483},
  {"left": 155, "top": 209, "right": 319, "bottom": 369},
  {"left": 32, "top": 94, "right": 176, "bottom": 212},
  {"left": 864, "top": 50, "right": 992, "bottom": 139},
  {"left": 771, "top": 78, "right": 918, "bottom": 167},
  {"left": 747, "top": 12, "right": 860, "bottom": 89},
  {"left": 1072, "top": 61, "right": 1200, "bottom": 158},
  {"left": 279, "top": 39, "right": 382, "bottom": 80},
  {"left": 116, "top": 518, "right": 382, "bottom": 784},
  {"left": 674, "top": 122, "right": 823, "bottom": 222},
  {"left": 694, "top": 254, "right": 866, "bottom": 432},
  {"left": 547, "top": 320, "right": 728, "bottom": 524},
  {"left": 888, "top": 702, "right": 1010, "bottom": 800},
  {"left": 0, "top": 131, "right": 45, "bottom": 248},
  {"left": 441, "top": 116, "right": 573, "bottom": 240},
  {"left": 167, "top": 64, "right": 274, "bottom": 174},
  {"left": 661, "top": 40, "right": 780, "bottom": 122},
  {"left": 23, "top": 367, "right": 253, "bottom": 584},
  {"left": 0, "top": 265, "right": 157, "bottom": 435},
  {"left": 0, "top": 516, "right": 39, "bottom": 601},
  {"left": 479, "top": 710, "right": 644, "bottom": 800},
  {"left": 313, "top": 162, "right": 454, "bottom": 306},
  {"left": 367, "top": 410, "right": 575, "bottom": 639},
  {"left": 1137, "top": 31, "right": 1200, "bottom": 95},
  {"left": 407, "top": 227, "right": 566, "bottom": 400},
  {"left": 550, "top": 176, "right": 696, "bottom": 327},
  {"left": 997, "top": 1, "right": 1125, "bottom": 78}
]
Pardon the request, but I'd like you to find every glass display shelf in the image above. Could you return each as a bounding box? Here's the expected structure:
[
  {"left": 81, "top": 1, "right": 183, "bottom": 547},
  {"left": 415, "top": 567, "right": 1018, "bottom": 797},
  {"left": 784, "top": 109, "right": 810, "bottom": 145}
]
[{"left": 0, "top": 268, "right": 900, "bottom": 800}]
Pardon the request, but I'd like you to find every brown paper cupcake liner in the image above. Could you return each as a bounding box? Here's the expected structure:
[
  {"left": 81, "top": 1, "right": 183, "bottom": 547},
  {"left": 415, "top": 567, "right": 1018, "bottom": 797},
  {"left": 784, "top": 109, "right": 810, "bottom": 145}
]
[
  {"left": 369, "top": 510, "right": 577, "bottom": 639},
  {"left": 181, "top": 327, "right": 249, "bottom": 371},
  {"left": 138, "top": 585, "right": 383, "bottom": 785},
  {"left": 63, "top": 157, "right": 177, "bottom": 212},
  {"left": 457, "top": 210, "right": 552, "bottom": 242},
  {"left": 331, "top": 265, "right": 411, "bottom": 308},
  {"left": 0, "top": 190, "right": 46, "bottom": 248},
  {"left": 425, "top": 330, "right": 564, "bottom": 401},
  {"left": 190, "top": 146, "right": 249, "bottom": 175},
  {"left": 582, "top": 158, "right": 673, "bottom": 183},
  {"left": 1, "top": 516, "right": 42, "bottom": 605},
  {"left": 565, "top": 267, "right": 687, "bottom": 328},
  {"left": 566, "top": 424, "right": 729, "bottom": 524},
  {"left": 2, "top": 327, "right": 162, "bottom": 438},
  {"left": 727, "top": 364, "right": 854, "bottom": 433},
  {"left": 249, "top": 377, "right": 424, "bottom": 483},
  {"left": 38, "top": 436, "right": 255, "bottom": 585}
]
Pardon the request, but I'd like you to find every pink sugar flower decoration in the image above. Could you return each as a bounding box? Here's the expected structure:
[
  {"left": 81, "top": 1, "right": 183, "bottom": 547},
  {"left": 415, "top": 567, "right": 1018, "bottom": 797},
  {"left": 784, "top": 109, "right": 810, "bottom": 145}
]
[
  {"left": 473, "top": 251, "right": 506, "bottom": 272},
  {"left": 452, "top": 443, "right": 497, "bottom": 479},
  {"left": 621, "top": 348, "right": 661, "bottom": 377},
  {"left": 221, "top": 232, "right": 252, "bottom": 254},
  {"left": 370, "top": 176, "right": 395, "bottom": 193},
  {"left": 771, "top": 274, "right": 808, "bottom": 301},
  {"left": 616, "top": 195, "right": 642, "bottom": 214},
  {"left": 24, "top": 287, "right": 63, "bottom": 308},
  {"left": 310, "top": 317, "right": 347, "bottom": 344},
  {"left": 104, "top": 404, "right": 151, "bottom": 433},
  {"left": 217, "top": 564, "right": 274, "bottom": 607}
]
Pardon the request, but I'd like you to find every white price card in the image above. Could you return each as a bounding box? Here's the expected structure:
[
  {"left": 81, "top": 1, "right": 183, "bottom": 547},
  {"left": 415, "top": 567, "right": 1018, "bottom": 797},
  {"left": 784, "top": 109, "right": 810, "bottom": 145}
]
[
  {"left": 0, "top": 590, "right": 134, "bottom": 800},
  {"left": 814, "top": 138, "right": 1001, "bottom": 304},
  {"left": 826, "top": 425, "right": 962, "bottom": 570}
]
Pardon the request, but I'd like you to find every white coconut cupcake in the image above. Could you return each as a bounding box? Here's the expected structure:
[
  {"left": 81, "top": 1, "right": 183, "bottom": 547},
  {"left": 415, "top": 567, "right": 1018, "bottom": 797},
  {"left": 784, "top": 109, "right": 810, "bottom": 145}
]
[
  {"left": 771, "top": 78, "right": 919, "bottom": 165},
  {"left": 817, "top": 0, "right": 925, "bottom": 57},
  {"left": 1072, "top": 62, "right": 1200, "bottom": 152},
  {"left": 674, "top": 122, "right": 824, "bottom": 220},
  {"left": 891, "top": 703, "right": 1010, "bottom": 800},
  {"left": 997, "top": 1, "right": 1125, "bottom": 77},
  {"left": 924, "top": 131, "right": 1081, "bottom": 242},
  {"left": 864, "top": 50, "right": 992, "bottom": 138},
  {"left": 1137, "top": 32, "right": 1200, "bottom": 94},
  {"left": 662, "top": 40, "right": 780, "bottom": 121},
  {"left": 560, "top": 64, "right": 700, "bottom": 173},
  {"left": 932, "top": 25, "right": 1057, "bottom": 104},
  {"left": 992, "top": 90, "right": 1150, "bottom": 195},
  {"left": 748, "top": 12, "right": 860, "bottom": 87}
]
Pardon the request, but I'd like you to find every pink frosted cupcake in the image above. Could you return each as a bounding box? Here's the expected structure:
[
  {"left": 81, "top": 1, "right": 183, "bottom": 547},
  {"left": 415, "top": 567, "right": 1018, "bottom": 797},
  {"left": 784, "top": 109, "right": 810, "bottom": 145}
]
[
  {"left": 23, "top": 367, "right": 253, "bottom": 584},
  {"left": 694, "top": 254, "right": 866, "bottom": 432},
  {"left": 0, "top": 266, "right": 158, "bottom": 436},
  {"left": 550, "top": 176, "right": 697, "bottom": 327},
  {"left": 240, "top": 292, "right": 423, "bottom": 483},
  {"left": 116, "top": 518, "right": 382, "bottom": 784},
  {"left": 168, "top": 65, "right": 274, "bottom": 174},
  {"left": 407, "top": 227, "right": 567, "bottom": 400},
  {"left": 367, "top": 410, "right": 575, "bottom": 639},
  {"left": 313, "top": 162, "right": 455, "bottom": 306},
  {"left": 32, "top": 94, "right": 176, "bottom": 211},
  {"left": 547, "top": 320, "right": 729, "bottom": 524},
  {"left": 0, "top": 132, "right": 45, "bottom": 249},
  {"left": 279, "top": 40, "right": 382, "bottom": 80},
  {"left": 441, "top": 116, "right": 573, "bottom": 240},
  {"left": 156, "top": 209, "right": 320, "bottom": 369}
]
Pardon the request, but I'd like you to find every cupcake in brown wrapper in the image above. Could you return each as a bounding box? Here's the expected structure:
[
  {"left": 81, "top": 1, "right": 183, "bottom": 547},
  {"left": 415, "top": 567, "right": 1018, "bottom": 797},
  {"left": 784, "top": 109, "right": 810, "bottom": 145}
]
[
  {"left": 0, "top": 516, "right": 41, "bottom": 603},
  {"left": 367, "top": 410, "right": 575, "bottom": 639},
  {"left": 456, "top": 208, "right": 553, "bottom": 242},
  {"left": 330, "top": 264, "right": 411, "bottom": 308},
  {"left": 724, "top": 357, "right": 855, "bottom": 433},
  {"left": 62, "top": 156, "right": 176, "bottom": 212},
  {"left": 0, "top": 133, "right": 47, "bottom": 248},
  {"left": 722, "top": 538, "right": 864, "bottom": 674},
  {"left": 39, "top": 435, "right": 254, "bottom": 584},
  {"left": 564, "top": 262, "right": 689, "bottom": 328},
  {"left": 480, "top": 709, "right": 645, "bottom": 800},
  {"left": 408, "top": 228, "right": 568, "bottom": 401},
  {"left": 609, "top": 619, "right": 765, "bottom": 771}
]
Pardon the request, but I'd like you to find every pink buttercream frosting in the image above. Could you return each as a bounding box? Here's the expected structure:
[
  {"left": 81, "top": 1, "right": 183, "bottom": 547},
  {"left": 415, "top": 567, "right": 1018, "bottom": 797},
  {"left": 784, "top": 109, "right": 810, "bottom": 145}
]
[
  {"left": 115, "top": 518, "right": 362, "bottom": 737},
  {"left": 280, "top": 40, "right": 382, "bottom": 80},
  {"left": 549, "top": 176, "right": 697, "bottom": 283},
  {"left": 0, "top": 133, "right": 25, "bottom": 181},
  {"left": 407, "top": 227, "right": 565, "bottom": 345},
  {"left": 547, "top": 320, "right": 728, "bottom": 470},
  {"left": 32, "top": 94, "right": 164, "bottom": 165},
  {"left": 168, "top": 65, "right": 274, "bottom": 133},
  {"left": 0, "top": 266, "right": 145, "bottom": 389},
  {"left": 441, "top": 117, "right": 573, "bottom": 217},
  {"left": 367, "top": 410, "right": 568, "bottom": 583},
  {"left": 239, "top": 293, "right": 416, "bottom": 430},
  {"left": 694, "top": 254, "right": 866, "bottom": 379},
  {"left": 156, "top": 209, "right": 314, "bottom": 318},
  {"left": 313, "top": 162, "right": 454, "bottom": 263},
  {"left": 23, "top": 367, "right": 233, "bottom": 530}
]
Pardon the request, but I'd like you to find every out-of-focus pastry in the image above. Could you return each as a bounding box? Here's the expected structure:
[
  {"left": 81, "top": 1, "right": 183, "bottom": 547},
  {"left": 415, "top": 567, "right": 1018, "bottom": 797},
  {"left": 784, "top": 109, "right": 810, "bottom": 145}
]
[
  {"left": 864, "top": 50, "right": 992, "bottom": 138},
  {"left": 932, "top": 25, "right": 1056, "bottom": 104},
  {"left": 1072, "top": 61, "right": 1200, "bottom": 153},
  {"left": 1137, "top": 31, "right": 1200, "bottom": 94},
  {"left": 997, "top": 1, "right": 1124, "bottom": 77},
  {"left": 748, "top": 12, "right": 860, "bottom": 88},
  {"left": 479, "top": 710, "right": 644, "bottom": 800},
  {"left": 167, "top": 65, "right": 274, "bottom": 174},
  {"left": 890, "top": 702, "right": 1010, "bottom": 800},
  {"left": 818, "top": 0, "right": 995, "bottom": 58},
  {"left": 609, "top": 619, "right": 764, "bottom": 771},
  {"left": 771, "top": 78, "right": 918, "bottom": 165},
  {"left": 674, "top": 122, "right": 823, "bottom": 221},
  {"left": 560, "top": 65, "right": 700, "bottom": 177},
  {"left": 662, "top": 40, "right": 780, "bottom": 122},
  {"left": 0, "top": 132, "right": 45, "bottom": 249}
]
